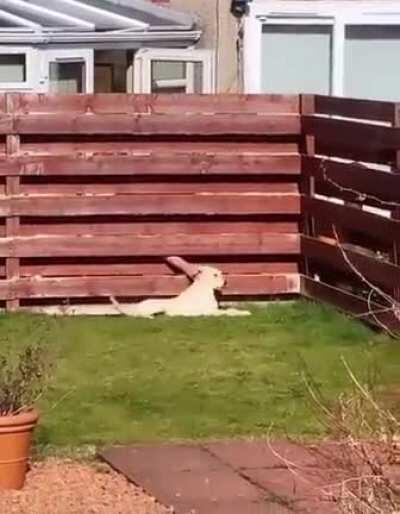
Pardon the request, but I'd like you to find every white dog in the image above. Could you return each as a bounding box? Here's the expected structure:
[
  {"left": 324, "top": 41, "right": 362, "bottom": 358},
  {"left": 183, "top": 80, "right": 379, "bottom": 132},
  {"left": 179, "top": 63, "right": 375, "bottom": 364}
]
[
  {"left": 110, "top": 256, "right": 250, "bottom": 318},
  {"left": 29, "top": 257, "right": 250, "bottom": 317}
]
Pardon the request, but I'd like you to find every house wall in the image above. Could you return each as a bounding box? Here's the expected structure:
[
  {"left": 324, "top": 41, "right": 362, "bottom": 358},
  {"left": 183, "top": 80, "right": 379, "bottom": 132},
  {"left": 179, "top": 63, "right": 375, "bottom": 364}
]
[{"left": 164, "top": 0, "right": 240, "bottom": 92}]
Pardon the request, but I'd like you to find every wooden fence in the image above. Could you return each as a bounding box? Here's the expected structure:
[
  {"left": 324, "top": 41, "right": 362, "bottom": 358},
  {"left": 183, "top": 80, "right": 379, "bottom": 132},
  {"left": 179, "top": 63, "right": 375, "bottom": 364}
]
[
  {"left": 1, "top": 91, "right": 400, "bottom": 327},
  {"left": 301, "top": 94, "right": 400, "bottom": 331},
  {"left": 0, "top": 93, "right": 301, "bottom": 311}
]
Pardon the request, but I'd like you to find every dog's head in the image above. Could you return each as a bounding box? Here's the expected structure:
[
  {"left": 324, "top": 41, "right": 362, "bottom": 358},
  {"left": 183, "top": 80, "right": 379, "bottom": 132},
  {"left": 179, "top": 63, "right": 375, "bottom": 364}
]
[
  {"left": 166, "top": 257, "right": 226, "bottom": 291},
  {"left": 194, "top": 266, "right": 226, "bottom": 291}
]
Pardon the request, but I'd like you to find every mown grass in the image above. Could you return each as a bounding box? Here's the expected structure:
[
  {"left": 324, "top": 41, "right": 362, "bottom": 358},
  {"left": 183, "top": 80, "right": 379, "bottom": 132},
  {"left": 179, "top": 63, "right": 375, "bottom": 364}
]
[{"left": 1, "top": 300, "right": 399, "bottom": 452}]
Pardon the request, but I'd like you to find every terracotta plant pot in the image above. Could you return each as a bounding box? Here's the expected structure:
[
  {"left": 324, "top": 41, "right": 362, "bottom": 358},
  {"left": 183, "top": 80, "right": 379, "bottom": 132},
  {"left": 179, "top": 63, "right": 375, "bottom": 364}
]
[{"left": 0, "top": 409, "right": 39, "bottom": 490}]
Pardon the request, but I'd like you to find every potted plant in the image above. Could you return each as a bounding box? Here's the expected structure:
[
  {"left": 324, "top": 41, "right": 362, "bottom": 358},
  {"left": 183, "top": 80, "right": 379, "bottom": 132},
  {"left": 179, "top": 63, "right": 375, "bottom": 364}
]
[{"left": 0, "top": 324, "right": 54, "bottom": 490}]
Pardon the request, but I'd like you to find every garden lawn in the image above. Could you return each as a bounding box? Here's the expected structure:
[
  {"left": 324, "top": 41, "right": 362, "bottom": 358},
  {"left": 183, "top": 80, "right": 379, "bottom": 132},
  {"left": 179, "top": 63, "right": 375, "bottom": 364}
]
[{"left": 1, "top": 300, "right": 399, "bottom": 452}]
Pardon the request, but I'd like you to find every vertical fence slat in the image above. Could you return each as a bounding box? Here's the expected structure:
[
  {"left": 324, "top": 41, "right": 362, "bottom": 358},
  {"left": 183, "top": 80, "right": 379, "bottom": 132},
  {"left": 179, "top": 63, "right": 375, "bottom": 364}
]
[
  {"left": 300, "top": 94, "right": 316, "bottom": 278},
  {"left": 391, "top": 103, "right": 400, "bottom": 300},
  {"left": 5, "top": 93, "right": 20, "bottom": 311}
]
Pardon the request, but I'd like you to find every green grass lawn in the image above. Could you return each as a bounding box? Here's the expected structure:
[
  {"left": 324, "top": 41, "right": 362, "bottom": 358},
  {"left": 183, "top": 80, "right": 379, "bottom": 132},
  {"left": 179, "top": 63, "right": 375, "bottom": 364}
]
[{"left": 1, "top": 301, "right": 399, "bottom": 452}]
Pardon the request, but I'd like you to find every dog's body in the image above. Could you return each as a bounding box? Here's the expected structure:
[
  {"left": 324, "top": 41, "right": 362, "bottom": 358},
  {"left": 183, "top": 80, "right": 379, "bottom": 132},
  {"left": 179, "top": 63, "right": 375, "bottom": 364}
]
[
  {"left": 110, "top": 262, "right": 250, "bottom": 317},
  {"left": 29, "top": 257, "right": 250, "bottom": 317}
]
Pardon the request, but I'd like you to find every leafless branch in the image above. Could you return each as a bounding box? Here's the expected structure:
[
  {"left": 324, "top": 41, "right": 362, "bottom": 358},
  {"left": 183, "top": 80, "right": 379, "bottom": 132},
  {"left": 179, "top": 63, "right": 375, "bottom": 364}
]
[{"left": 320, "top": 159, "right": 400, "bottom": 210}]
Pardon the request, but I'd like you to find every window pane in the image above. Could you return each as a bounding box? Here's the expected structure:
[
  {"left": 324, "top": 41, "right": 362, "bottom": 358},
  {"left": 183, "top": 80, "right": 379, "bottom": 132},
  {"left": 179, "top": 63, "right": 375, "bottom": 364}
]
[
  {"left": 151, "top": 60, "right": 186, "bottom": 81},
  {"left": 0, "top": 54, "right": 26, "bottom": 83},
  {"left": 345, "top": 26, "right": 400, "bottom": 101},
  {"left": 261, "top": 25, "right": 332, "bottom": 94},
  {"left": 49, "top": 61, "right": 84, "bottom": 94},
  {"left": 193, "top": 62, "right": 203, "bottom": 93}
]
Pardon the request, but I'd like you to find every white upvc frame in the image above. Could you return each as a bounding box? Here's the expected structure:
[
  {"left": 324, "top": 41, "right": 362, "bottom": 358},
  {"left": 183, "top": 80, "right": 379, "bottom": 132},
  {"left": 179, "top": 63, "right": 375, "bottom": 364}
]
[
  {"left": 0, "top": 46, "right": 39, "bottom": 90},
  {"left": 40, "top": 47, "right": 94, "bottom": 93},
  {"left": 244, "top": 0, "right": 400, "bottom": 94},
  {"left": 133, "top": 48, "right": 215, "bottom": 93}
]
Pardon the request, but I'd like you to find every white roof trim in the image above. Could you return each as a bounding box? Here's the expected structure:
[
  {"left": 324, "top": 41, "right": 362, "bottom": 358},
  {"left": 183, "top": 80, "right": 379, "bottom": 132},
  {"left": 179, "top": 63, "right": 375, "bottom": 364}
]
[
  {"left": 0, "top": 29, "right": 202, "bottom": 44},
  {"left": 2, "top": 0, "right": 95, "bottom": 30}
]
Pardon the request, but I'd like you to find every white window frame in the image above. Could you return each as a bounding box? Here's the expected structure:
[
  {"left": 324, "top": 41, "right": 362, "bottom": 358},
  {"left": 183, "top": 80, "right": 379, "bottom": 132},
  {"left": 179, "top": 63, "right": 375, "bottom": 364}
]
[
  {"left": 133, "top": 48, "right": 215, "bottom": 94},
  {"left": 0, "top": 46, "right": 38, "bottom": 90},
  {"left": 244, "top": 0, "right": 400, "bottom": 95},
  {"left": 41, "top": 48, "right": 94, "bottom": 93}
]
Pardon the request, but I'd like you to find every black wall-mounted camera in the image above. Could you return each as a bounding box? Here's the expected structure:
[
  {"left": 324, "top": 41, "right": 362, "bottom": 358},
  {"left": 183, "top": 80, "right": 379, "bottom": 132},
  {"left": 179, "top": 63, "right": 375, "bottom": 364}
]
[{"left": 231, "top": 0, "right": 252, "bottom": 18}]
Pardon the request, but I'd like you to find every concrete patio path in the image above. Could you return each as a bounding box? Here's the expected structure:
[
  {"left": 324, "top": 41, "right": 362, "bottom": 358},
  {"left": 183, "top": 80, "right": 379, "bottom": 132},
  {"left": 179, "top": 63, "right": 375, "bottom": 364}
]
[{"left": 100, "top": 440, "right": 340, "bottom": 513}]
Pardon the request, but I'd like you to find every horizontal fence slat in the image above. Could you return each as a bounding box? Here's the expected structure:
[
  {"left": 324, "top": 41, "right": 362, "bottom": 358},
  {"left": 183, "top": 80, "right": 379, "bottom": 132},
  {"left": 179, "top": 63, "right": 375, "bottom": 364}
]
[
  {"left": 301, "top": 235, "right": 399, "bottom": 291},
  {"left": 302, "top": 156, "right": 400, "bottom": 205},
  {"left": 21, "top": 261, "right": 299, "bottom": 278},
  {"left": 0, "top": 273, "right": 300, "bottom": 299},
  {"left": 301, "top": 276, "right": 399, "bottom": 331},
  {"left": 17, "top": 140, "right": 300, "bottom": 156},
  {"left": 20, "top": 182, "right": 299, "bottom": 196},
  {"left": 18, "top": 221, "right": 299, "bottom": 237},
  {"left": 0, "top": 154, "right": 301, "bottom": 177},
  {"left": 8, "top": 93, "right": 300, "bottom": 115},
  {"left": 2, "top": 114, "right": 301, "bottom": 136},
  {"left": 0, "top": 233, "right": 300, "bottom": 258},
  {"left": 0, "top": 194, "right": 300, "bottom": 217},
  {"left": 302, "top": 196, "right": 399, "bottom": 244},
  {"left": 302, "top": 115, "right": 399, "bottom": 152},
  {"left": 313, "top": 95, "right": 396, "bottom": 122}
]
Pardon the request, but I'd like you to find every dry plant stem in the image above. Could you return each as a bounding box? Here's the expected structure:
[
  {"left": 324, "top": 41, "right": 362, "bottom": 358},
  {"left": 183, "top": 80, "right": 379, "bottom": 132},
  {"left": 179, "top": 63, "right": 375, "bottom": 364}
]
[
  {"left": 341, "top": 357, "right": 400, "bottom": 433},
  {"left": 318, "top": 361, "right": 399, "bottom": 512},
  {"left": 320, "top": 159, "right": 400, "bottom": 210},
  {"left": 318, "top": 158, "right": 400, "bottom": 336},
  {"left": 331, "top": 225, "right": 394, "bottom": 305},
  {"left": 329, "top": 223, "right": 400, "bottom": 336}
]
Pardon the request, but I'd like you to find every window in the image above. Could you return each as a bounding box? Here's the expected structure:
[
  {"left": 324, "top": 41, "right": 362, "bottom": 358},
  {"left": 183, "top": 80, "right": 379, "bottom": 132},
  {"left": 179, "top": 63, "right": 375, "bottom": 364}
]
[
  {"left": 261, "top": 25, "right": 332, "bottom": 94},
  {"left": 134, "top": 48, "right": 214, "bottom": 94},
  {"left": 0, "top": 54, "right": 26, "bottom": 83},
  {"left": 245, "top": 1, "right": 400, "bottom": 100},
  {"left": 43, "top": 49, "right": 93, "bottom": 94},
  {"left": 49, "top": 61, "right": 85, "bottom": 94},
  {"left": 345, "top": 26, "right": 400, "bottom": 101},
  {"left": 0, "top": 47, "right": 36, "bottom": 90}
]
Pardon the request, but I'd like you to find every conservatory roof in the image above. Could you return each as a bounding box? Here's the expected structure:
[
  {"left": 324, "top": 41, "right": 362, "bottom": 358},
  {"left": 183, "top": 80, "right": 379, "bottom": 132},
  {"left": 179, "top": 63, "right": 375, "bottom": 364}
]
[{"left": 0, "top": 0, "right": 196, "bottom": 32}]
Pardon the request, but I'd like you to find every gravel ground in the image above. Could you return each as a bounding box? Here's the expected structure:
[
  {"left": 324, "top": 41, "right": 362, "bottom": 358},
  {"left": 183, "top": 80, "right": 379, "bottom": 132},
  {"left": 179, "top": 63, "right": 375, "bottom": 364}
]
[{"left": 0, "top": 459, "right": 170, "bottom": 514}]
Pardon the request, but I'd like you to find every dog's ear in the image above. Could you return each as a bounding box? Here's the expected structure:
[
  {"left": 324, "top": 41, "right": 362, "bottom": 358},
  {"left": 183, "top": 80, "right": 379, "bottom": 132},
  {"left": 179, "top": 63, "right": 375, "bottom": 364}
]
[{"left": 166, "top": 256, "right": 200, "bottom": 279}]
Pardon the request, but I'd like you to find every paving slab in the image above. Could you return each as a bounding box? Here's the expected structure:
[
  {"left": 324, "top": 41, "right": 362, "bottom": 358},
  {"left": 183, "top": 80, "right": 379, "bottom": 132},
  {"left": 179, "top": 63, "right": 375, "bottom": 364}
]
[
  {"left": 174, "top": 498, "right": 294, "bottom": 514},
  {"left": 101, "top": 444, "right": 267, "bottom": 514},
  {"left": 100, "top": 441, "right": 339, "bottom": 514},
  {"left": 242, "top": 467, "right": 319, "bottom": 501},
  {"left": 204, "top": 439, "right": 318, "bottom": 470},
  {"left": 101, "top": 444, "right": 226, "bottom": 474}
]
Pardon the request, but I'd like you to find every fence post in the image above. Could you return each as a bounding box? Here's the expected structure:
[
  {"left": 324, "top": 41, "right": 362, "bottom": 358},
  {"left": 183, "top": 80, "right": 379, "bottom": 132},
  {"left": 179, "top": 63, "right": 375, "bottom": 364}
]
[
  {"left": 391, "top": 103, "right": 400, "bottom": 300},
  {"left": 300, "top": 94, "right": 316, "bottom": 277},
  {"left": 5, "top": 93, "right": 20, "bottom": 312}
]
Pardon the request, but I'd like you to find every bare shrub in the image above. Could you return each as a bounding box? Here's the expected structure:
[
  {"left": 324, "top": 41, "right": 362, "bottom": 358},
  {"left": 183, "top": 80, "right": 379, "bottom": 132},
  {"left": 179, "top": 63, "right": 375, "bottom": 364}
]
[{"left": 302, "top": 358, "right": 400, "bottom": 514}]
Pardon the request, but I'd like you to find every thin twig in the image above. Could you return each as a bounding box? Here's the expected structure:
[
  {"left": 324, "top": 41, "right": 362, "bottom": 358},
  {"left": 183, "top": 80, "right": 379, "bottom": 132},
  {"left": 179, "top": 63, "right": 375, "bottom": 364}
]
[{"left": 320, "top": 159, "right": 400, "bottom": 210}]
